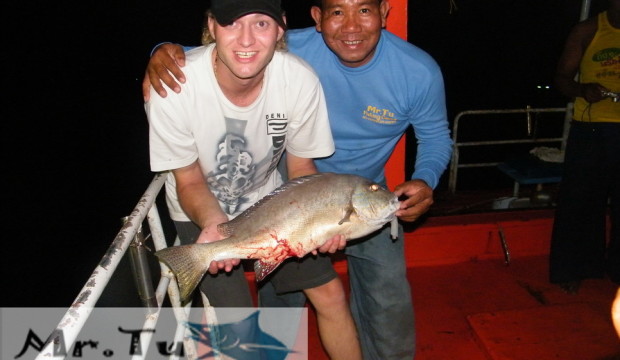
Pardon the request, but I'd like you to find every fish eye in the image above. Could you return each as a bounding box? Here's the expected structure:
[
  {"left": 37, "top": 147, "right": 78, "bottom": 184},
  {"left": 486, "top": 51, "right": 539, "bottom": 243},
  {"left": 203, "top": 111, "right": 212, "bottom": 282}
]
[{"left": 369, "top": 184, "right": 380, "bottom": 192}]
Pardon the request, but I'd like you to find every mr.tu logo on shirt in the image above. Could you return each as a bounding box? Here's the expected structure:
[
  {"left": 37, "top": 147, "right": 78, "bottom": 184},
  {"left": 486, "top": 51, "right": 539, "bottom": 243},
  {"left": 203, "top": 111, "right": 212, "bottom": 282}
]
[{"left": 363, "top": 105, "right": 397, "bottom": 124}]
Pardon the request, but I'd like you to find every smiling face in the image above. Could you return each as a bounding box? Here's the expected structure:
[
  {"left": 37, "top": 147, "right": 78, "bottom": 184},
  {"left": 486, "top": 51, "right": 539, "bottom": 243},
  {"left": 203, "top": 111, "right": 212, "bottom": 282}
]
[
  {"left": 311, "top": 0, "right": 390, "bottom": 68},
  {"left": 208, "top": 13, "right": 285, "bottom": 82}
]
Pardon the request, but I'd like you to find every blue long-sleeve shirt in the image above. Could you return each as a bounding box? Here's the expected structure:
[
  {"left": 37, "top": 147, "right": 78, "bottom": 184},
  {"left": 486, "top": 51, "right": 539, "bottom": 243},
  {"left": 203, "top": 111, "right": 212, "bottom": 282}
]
[{"left": 286, "top": 28, "right": 452, "bottom": 188}]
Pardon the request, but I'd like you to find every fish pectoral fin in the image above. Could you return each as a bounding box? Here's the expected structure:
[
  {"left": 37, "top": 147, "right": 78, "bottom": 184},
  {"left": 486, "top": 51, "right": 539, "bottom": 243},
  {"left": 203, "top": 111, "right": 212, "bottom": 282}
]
[
  {"left": 254, "top": 260, "right": 283, "bottom": 282},
  {"left": 338, "top": 207, "right": 354, "bottom": 225}
]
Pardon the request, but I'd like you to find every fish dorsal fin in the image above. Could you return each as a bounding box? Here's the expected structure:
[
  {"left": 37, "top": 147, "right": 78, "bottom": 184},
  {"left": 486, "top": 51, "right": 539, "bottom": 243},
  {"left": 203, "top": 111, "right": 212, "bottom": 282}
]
[
  {"left": 255, "top": 173, "right": 324, "bottom": 205},
  {"left": 254, "top": 259, "right": 285, "bottom": 282},
  {"left": 224, "top": 173, "right": 327, "bottom": 228}
]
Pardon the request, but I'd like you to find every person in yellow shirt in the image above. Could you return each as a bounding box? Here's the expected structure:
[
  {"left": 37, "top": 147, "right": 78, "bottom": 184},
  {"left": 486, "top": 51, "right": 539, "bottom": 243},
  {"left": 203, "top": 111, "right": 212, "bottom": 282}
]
[{"left": 550, "top": 0, "right": 619, "bottom": 294}]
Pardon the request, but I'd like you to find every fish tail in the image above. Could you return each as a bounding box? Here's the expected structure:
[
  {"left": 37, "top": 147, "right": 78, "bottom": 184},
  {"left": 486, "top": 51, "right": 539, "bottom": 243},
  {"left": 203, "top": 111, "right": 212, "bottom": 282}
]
[{"left": 154, "top": 244, "right": 212, "bottom": 303}]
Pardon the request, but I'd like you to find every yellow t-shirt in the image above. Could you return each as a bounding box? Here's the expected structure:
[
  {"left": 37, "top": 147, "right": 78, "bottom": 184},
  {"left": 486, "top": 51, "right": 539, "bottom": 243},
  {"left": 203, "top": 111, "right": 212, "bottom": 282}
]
[{"left": 574, "top": 11, "right": 620, "bottom": 122}]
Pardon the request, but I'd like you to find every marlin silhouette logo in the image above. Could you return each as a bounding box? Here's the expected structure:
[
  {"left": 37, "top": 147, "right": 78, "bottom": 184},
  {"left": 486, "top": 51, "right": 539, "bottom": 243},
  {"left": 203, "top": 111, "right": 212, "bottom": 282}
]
[{"left": 185, "top": 311, "right": 298, "bottom": 360}]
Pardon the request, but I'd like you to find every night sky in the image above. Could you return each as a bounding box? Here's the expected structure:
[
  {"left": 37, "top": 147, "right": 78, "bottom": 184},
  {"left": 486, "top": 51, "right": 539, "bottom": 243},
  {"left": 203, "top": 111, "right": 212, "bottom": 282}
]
[{"left": 4, "top": 0, "right": 608, "bottom": 307}]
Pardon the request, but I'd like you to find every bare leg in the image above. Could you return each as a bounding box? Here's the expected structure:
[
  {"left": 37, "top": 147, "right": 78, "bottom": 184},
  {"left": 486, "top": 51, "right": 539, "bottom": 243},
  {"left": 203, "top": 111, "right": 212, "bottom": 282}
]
[{"left": 304, "top": 277, "right": 362, "bottom": 360}]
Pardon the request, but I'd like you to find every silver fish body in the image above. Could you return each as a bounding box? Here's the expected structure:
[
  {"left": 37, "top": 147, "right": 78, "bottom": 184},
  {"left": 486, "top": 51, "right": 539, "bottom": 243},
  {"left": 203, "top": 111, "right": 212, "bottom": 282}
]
[{"left": 155, "top": 172, "right": 400, "bottom": 303}]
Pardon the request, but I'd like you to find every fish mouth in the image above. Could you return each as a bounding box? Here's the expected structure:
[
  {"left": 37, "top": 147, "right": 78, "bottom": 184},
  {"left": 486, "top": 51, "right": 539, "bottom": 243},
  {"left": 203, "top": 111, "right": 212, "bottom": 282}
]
[
  {"left": 385, "top": 196, "right": 401, "bottom": 221},
  {"left": 389, "top": 195, "right": 400, "bottom": 212},
  {"left": 363, "top": 195, "right": 400, "bottom": 226}
]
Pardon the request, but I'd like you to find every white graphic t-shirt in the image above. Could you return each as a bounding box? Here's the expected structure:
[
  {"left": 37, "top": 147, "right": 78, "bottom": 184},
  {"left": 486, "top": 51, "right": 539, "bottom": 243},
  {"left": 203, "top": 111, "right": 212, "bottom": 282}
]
[{"left": 146, "top": 44, "right": 334, "bottom": 220}]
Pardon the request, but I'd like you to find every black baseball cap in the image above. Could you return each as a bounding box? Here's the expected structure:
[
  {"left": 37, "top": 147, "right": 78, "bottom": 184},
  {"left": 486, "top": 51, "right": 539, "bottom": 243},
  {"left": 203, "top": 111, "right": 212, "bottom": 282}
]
[{"left": 211, "top": 0, "right": 287, "bottom": 29}]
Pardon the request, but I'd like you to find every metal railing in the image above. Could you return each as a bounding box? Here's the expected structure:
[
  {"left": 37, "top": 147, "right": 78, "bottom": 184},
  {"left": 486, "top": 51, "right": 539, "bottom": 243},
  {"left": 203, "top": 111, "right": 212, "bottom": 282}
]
[
  {"left": 36, "top": 172, "right": 200, "bottom": 360},
  {"left": 448, "top": 105, "right": 571, "bottom": 194}
]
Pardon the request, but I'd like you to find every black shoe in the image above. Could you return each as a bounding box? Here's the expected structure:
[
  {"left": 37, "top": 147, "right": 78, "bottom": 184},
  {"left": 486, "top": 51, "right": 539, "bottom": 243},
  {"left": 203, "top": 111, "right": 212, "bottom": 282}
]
[{"left": 559, "top": 281, "right": 581, "bottom": 294}]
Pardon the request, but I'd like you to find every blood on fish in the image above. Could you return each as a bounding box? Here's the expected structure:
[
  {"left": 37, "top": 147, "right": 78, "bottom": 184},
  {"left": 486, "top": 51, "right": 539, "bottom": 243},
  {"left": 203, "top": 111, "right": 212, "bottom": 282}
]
[{"left": 246, "top": 233, "right": 297, "bottom": 262}]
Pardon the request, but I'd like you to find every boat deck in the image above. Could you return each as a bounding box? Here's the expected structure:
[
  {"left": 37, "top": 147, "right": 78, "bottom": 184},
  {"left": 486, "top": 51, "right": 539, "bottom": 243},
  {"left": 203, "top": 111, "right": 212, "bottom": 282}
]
[
  {"left": 305, "top": 255, "right": 619, "bottom": 360},
  {"left": 301, "top": 206, "right": 620, "bottom": 360}
]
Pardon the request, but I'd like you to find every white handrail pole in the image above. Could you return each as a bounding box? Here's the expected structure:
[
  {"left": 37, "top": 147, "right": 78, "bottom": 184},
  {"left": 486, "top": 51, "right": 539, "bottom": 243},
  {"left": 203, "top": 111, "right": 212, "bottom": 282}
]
[{"left": 36, "top": 174, "right": 167, "bottom": 360}]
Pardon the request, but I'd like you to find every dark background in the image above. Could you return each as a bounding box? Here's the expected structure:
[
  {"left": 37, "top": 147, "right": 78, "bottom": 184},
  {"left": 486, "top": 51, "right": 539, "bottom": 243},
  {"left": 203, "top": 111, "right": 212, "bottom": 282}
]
[{"left": 3, "top": 0, "right": 608, "bottom": 307}]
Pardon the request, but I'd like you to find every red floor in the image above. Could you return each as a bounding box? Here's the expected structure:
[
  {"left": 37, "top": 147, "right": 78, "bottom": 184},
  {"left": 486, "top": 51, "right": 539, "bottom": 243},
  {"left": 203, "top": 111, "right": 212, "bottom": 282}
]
[
  {"left": 301, "top": 209, "right": 620, "bottom": 360},
  {"left": 304, "top": 256, "right": 619, "bottom": 360}
]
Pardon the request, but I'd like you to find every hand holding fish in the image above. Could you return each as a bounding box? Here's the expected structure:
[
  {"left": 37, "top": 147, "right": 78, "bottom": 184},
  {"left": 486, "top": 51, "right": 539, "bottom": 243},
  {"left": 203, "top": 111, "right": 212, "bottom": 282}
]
[
  {"left": 197, "top": 223, "right": 241, "bottom": 274},
  {"left": 393, "top": 179, "right": 433, "bottom": 222},
  {"left": 312, "top": 234, "right": 347, "bottom": 255},
  {"left": 207, "top": 257, "right": 240, "bottom": 274}
]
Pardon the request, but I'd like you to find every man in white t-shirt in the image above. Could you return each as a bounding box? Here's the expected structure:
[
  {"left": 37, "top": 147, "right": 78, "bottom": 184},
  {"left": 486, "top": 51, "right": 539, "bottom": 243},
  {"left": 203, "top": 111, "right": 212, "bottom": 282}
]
[{"left": 145, "top": 0, "right": 362, "bottom": 358}]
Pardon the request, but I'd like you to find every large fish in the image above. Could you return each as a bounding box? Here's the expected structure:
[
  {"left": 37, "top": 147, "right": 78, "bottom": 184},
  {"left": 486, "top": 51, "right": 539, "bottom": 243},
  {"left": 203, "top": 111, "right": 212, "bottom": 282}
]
[{"left": 155, "top": 172, "right": 400, "bottom": 303}]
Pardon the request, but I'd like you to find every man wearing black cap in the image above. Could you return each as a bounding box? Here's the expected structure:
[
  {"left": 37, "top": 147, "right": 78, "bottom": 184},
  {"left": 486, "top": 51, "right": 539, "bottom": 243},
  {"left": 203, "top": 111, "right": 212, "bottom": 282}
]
[{"left": 145, "top": 0, "right": 362, "bottom": 359}]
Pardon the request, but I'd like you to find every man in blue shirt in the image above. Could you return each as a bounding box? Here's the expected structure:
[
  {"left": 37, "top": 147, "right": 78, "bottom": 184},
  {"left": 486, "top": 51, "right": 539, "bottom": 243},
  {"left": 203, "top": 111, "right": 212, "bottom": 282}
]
[{"left": 144, "top": 1, "right": 453, "bottom": 358}]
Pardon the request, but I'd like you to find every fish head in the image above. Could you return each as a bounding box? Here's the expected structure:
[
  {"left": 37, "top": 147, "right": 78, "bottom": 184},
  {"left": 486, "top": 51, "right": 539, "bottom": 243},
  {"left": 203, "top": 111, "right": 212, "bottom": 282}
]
[{"left": 351, "top": 180, "right": 400, "bottom": 227}]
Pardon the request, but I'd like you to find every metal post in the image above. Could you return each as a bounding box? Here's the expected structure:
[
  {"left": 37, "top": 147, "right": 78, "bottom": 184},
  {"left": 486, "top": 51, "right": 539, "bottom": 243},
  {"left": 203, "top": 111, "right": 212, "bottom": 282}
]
[
  {"left": 36, "top": 173, "right": 168, "bottom": 360},
  {"left": 123, "top": 216, "right": 159, "bottom": 313},
  {"left": 580, "top": 0, "right": 591, "bottom": 20}
]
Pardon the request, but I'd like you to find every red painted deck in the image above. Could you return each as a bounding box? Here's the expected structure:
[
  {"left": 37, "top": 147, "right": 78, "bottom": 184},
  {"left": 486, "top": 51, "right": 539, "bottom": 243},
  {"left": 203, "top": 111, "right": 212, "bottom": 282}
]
[{"left": 260, "top": 208, "right": 619, "bottom": 359}]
